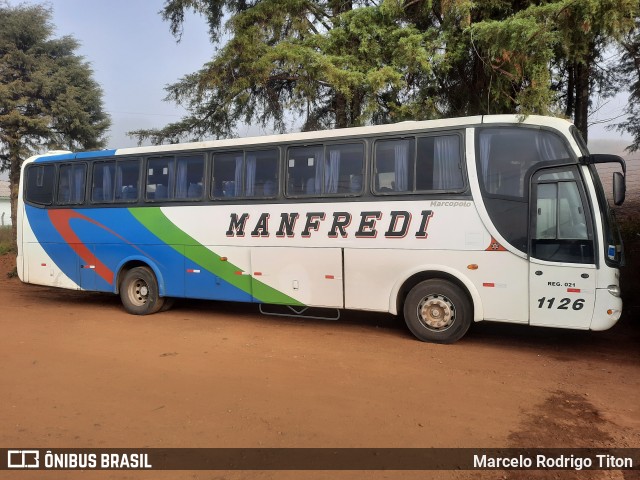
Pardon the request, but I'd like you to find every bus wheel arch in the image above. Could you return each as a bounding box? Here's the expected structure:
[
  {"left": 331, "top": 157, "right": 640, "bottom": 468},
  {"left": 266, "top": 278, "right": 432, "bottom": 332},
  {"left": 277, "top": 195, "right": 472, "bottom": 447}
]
[
  {"left": 115, "top": 259, "right": 165, "bottom": 296},
  {"left": 119, "top": 264, "right": 165, "bottom": 315},
  {"left": 394, "top": 270, "right": 481, "bottom": 343}
]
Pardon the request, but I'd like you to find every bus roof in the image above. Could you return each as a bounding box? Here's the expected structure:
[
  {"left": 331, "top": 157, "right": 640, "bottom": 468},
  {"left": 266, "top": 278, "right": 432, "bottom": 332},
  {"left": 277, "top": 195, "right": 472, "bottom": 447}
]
[{"left": 30, "top": 114, "right": 575, "bottom": 163}]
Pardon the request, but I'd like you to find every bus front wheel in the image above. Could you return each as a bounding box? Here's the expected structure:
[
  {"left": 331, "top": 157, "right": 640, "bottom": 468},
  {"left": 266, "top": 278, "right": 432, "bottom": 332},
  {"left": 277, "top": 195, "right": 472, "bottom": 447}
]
[
  {"left": 120, "top": 266, "right": 165, "bottom": 315},
  {"left": 403, "top": 279, "right": 471, "bottom": 343}
]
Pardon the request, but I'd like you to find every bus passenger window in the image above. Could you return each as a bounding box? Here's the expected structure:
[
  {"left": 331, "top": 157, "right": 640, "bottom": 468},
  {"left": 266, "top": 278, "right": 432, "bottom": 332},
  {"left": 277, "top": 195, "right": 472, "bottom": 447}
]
[
  {"left": 287, "top": 146, "right": 323, "bottom": 196},
  {"left": 92, "top": 162, "right": 116, "bottom": 202},
  {"left": 374, "top": 139, "right": 414, "bottom": 194},
  {"left": 416, "top": 135, "right": 464, "bottom": 191},
  {"left": 57, "top": 164, "right": 87, "bottom": 205},
  {"left": 212, "top": 152, "right": 243, "bottom": 198},
  {"left": 245, "top": 149, "right": 278, "bottom": 197},
  {"left": 175, "top": 155, "right": 204, "bottom": 200},
  {"left": 146, "top": 157, "right": 174, "bottom": 200},
  {"left": 114, "top": 160, "right": 140, "bottom": 202},
  {"left": 325, "top": 144, "right": 364, "bottom": 194}
]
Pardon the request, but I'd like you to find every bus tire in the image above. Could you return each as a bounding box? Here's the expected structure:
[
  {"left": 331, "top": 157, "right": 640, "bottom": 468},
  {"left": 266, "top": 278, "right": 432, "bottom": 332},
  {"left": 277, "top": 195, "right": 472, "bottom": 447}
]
[
  {"left": 120, "top": 266, "right": 165, "bottom": 315},
  {"left": 160, "top": 297, "right": 176, "bottom": 312},
  {"left": 403, "top": 279, "right": 471, "bottom": 344}
]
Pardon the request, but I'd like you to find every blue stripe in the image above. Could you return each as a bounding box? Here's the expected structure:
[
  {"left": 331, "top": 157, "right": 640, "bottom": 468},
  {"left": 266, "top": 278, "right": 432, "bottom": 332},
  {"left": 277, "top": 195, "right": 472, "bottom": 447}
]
[
  {"left": 34, "top": 150, "right": 117, "bottom": 163},
  {"left": 34, "top": 153, "right": 75, "bottom": 163},
  {"left": 76, "top": 150, "right": 117, "bottom": 159}
]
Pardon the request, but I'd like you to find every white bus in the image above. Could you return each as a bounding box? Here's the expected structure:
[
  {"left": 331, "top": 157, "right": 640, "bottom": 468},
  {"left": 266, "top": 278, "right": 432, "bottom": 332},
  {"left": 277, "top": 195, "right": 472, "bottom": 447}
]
[{"left": 16, "top": 115, "right": 626, "bottom": 343}]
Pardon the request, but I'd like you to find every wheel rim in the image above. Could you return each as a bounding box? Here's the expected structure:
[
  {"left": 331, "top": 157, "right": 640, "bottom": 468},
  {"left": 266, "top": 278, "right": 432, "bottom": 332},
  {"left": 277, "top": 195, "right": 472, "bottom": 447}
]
[
  {"left": 416, "top": 294, "right": 456, "bottom": 332},
  {"left": 128, "top": 276, "right": 150, "bottom": 307}
]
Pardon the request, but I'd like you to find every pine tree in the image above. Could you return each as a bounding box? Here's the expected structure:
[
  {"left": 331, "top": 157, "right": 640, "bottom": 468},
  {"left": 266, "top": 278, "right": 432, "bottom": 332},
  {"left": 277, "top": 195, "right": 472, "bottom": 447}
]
[
  {"left": 615, "top": 17, "right": 640, "bottom": 151},
  {"left": 0, "top": 3, "right": 111, "bottom": 245},
  {"left": 132, "top": 0, "right": 638, "bottom": 144}
]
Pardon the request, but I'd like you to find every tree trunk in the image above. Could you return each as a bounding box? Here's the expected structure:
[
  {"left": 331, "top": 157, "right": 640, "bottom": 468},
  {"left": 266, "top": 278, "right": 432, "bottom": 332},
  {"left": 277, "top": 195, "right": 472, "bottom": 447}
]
[
  {"left": 565, "top": 63, "right": 575, "bottom": 118},
  {"left": 334, "top": 92, "right": 349, "bottom": 129},
  {"left": 574, "top": 59, "right": 591, "bottom": 143},
  {"left": 8, "top": 143, "right": 21, "bottom": 253}
]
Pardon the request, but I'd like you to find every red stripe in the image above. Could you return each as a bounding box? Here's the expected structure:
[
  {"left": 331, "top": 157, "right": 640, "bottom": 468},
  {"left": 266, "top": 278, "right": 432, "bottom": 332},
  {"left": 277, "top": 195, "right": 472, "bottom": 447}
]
[
  {"left": 567, "top": 288, "right": 581, "bottom": 293},
  {"left": 254, "top": 272, "right": 262, "bottom": 276},
  {"left": 325, "top": 275, "right": 335, "bottom": 279},
  {"left": 483, "top": 282, "right": 495, "bottom": 287},
  {"left": 48, "top": 210, "right": 114, "bottom": 285}
]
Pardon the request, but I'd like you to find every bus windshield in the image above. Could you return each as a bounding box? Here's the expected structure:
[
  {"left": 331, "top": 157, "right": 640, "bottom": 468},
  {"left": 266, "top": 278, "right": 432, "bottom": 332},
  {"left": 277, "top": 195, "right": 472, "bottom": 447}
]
[{"left": 570, "top": 125, "right": 625, "bottom": 267}]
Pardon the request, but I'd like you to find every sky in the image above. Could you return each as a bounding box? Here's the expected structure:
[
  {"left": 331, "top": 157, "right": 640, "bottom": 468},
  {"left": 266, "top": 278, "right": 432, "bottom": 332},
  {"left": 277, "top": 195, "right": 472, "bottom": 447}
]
[
  {"left": 30, "top": 0, "right": 213, "bottom": 149},
  {"left": 8, "top": 0, "right": 638, "bottom": 154}
]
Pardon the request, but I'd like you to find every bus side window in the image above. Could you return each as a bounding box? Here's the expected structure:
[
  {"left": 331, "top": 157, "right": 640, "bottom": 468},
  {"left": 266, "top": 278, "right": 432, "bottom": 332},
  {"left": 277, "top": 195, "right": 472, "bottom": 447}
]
[
  {"left": 212, "top": 152, "right": 243, "bottom": 198},
  {"left": 476, "top": 128, "right": 573, "bottom": 253},
  {"left": 287, "top": 146, "right": 323, "bottom": 196},
  {"left": 325, "top": 143, "right": 364, "bottom": 195},
  {"left": 175, "top": 155, "right": 204, "bottom": 200},
  {"left": 147, "top": 157, "right": 174, "bottom": 201},
  {"left": 92, "top": 162, "right": 116, "bottom": 202},
  {"left": 57, "top": 164, "right": 87, "bottom": 205},
  {"left": 245, "top": 149, "right": 278, "bottom": 198},
  {"left": 416, "top": 135, "right": 464, "bottom": 191},
  {"left": 114, "top": 160, "right": 140, "bottom": 202},
  {"left": 374, "top": 139, "right": 414, "bottom": 194},
  {"left": 26, "top": 164, "right": 56, "bottom": 205},
  {"left": 532, "top": 168, "right": 593, "bottom": 264}
]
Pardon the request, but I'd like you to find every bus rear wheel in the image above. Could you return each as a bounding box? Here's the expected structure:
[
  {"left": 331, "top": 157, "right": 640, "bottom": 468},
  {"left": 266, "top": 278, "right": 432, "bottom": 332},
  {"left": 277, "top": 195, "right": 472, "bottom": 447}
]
[
  {"left": 120, "top": 266, "right": 165, "bottom": 315},
  {"left": 403, "top": 279, "right": 471, "bottom": 343}
]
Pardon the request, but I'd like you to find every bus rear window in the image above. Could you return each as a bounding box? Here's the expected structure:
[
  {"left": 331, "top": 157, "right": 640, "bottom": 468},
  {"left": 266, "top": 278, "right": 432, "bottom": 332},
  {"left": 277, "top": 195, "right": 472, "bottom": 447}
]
[{"left": 25, "top": 164, "right": 56, "bottom": 206}]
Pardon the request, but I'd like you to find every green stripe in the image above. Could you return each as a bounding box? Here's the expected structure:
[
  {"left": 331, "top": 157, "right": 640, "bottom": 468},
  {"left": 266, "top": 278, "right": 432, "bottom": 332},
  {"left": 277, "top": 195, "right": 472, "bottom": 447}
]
[{"left": 129, "top": 207, "right": 302, "bottom": 305}]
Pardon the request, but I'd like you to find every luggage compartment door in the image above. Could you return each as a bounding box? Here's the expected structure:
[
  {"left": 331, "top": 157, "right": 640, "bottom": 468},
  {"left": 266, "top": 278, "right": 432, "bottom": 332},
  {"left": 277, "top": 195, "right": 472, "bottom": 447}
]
[{"left": 250, "top": 247, "right": 343, "bottom": 307}]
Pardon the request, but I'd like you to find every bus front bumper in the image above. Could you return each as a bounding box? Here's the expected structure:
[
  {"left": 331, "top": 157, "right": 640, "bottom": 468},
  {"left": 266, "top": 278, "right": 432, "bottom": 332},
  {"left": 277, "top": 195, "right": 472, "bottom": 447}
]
[{"left": 590, "top": 288, "right": 623, "bottom": 331}]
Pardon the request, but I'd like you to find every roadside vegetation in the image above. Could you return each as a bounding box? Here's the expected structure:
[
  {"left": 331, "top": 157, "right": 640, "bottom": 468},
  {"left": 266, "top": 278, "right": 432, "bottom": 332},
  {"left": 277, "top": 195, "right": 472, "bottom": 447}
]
[
  {"left": 619, "top": 212, "right": 640, "bottom": 316},
  {"left": 0, "top": 226, "right": 18, "bottom": 277},
  {"left": 0, "top": 226, "right": 14, "bottom": 255}
]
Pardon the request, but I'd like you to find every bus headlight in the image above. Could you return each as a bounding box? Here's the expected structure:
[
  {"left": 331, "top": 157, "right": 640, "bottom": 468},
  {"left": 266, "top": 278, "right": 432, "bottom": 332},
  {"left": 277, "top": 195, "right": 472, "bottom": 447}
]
[{"left": 607, "top": 285, "right": 621, "bottom": 297}]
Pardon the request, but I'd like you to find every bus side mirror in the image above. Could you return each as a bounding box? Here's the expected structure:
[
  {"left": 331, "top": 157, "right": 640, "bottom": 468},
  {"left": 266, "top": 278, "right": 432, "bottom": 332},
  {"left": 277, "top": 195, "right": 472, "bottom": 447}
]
[{"left": 613, "top": 172, "right": 625, "bottom": 206}]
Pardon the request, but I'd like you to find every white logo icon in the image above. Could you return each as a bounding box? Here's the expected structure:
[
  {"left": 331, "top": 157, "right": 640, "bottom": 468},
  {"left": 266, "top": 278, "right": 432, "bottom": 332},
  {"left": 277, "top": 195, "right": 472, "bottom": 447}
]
[{"left": 7, "top": 450, "right": 39, "bottom": 469}]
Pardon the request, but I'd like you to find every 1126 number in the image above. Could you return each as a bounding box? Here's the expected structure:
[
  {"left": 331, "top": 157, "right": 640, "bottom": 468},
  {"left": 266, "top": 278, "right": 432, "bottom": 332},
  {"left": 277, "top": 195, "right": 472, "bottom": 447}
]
[{"left": 537, "top": 297, "right": 585, "bottom": 310}]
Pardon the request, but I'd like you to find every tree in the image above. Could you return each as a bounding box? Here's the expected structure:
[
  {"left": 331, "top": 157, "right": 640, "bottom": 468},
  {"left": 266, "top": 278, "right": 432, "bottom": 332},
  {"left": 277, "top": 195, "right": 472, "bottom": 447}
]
[
  {"left": 615, "top": 17, "right": 640, "bottom": 151},
  {"left": 0, "top": 3, "right": 111, "bottom": 245},
  {"left": 133, "top": 0, "right": 637, "bottom": 145},
  {"left": 469, "top": 0, "right": 638, "bottom": 143},
  {"left": 131, "top": 0, "right": 445, "bottom": 143}
]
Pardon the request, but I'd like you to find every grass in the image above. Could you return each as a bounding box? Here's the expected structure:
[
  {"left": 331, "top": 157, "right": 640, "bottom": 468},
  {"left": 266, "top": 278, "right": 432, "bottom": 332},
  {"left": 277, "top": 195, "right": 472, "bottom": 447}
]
[
  {"left": 0, "top": 226, "right": 17, "bottom": 278},
  {"left": 0, "top": 226, "right": 15, "bottom": 255}
]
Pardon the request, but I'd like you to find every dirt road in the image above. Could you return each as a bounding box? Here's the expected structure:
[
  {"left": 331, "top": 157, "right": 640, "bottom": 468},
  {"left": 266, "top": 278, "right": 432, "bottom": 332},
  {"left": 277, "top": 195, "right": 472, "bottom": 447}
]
[{"left": 0, "top": 253, "right": 639, "bottom": 480}]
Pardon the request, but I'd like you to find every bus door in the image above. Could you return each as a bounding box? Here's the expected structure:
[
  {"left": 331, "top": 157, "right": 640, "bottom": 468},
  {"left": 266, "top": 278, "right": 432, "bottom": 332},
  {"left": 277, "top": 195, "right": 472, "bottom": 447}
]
[{"left": 528, "top": 166, "right": 597, "bottom": 328}]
